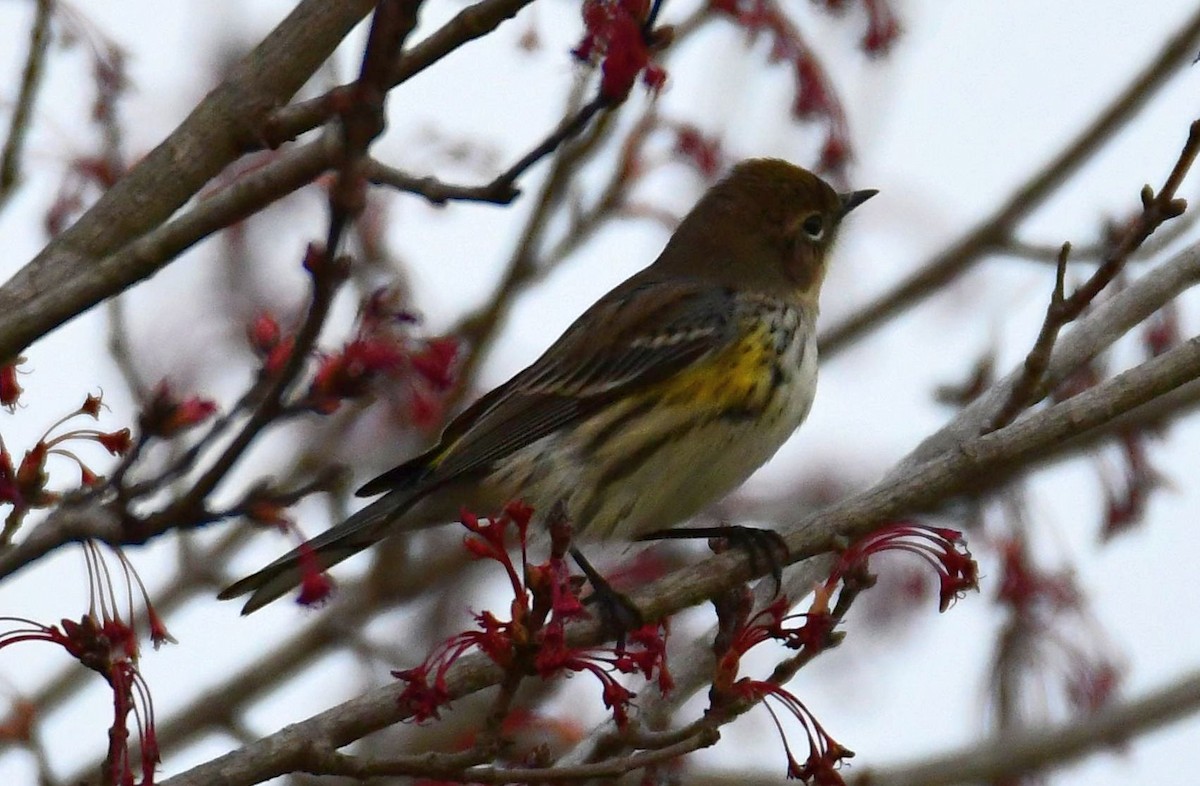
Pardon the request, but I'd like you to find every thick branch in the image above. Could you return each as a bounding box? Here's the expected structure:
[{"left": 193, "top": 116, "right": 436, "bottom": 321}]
[
  {"left": 0, "top": 0, "right": 376, "bottom": 361},
  {"left": 159, "top": 332, "right": 1200, "bottom": 786}
]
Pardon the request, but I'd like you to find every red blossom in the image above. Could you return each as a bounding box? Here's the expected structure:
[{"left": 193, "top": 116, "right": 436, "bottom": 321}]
[
  {"left": 264, "top": 335, "right": 295, "bottom": 376},
  {"left": 709, "top": 0, "right": 857, "bottom": 173},
  {"left": 673, "top": 124, "right": 724, "bottom": 179},
  {"left": 1144, "top": 302, "right": 1180, "bottom": 358},
  {"left": 1, "top": 543, "right": 166, "bottom": 784},
  {"left": 995, "top": 538, "right": 1079, "bottom": 614},
  {"left": 2, "top": 395, "right": 138, "bottom": 525},
  {"left": 1102, "top": 428, "right": 1165, "bottom": 540},
  {"left": 818, "top": 135, "right": 849, "bottom": 174},
  {"left": 407, "top": 387, "right": 443, "bottom": 429},
  {"left": 395, "top": 503, "right": 670, "bottom": 728},
  {"left": 833, "top": 524, "right": 978, "bottom": 612},
  {"left": 709, "top": 595, "right": 852, "bottom": 782},
  {"left": 396, "top": 609, "right": 518, "bottom": 721},
  {"left": 752, "top": 681, "right": 853, "bottom": 783},
  {"left": 409, "top": 337, "right": 460, "bottom": 391},
  {"left": 395, "top": 660, "right": 455, "bottom": 722},
  {"left": 574, "top": 0, "right": 667, "bottom": 101},
  {"left": 861, "top": 0, "right": 901, "bottom": 54},
  {"left": 1065, "top": 657, "right": 1122, "bottom": 713},
  {"left": 16, "top": 442, "right": 50, "bottom": 497},
  {"left": 2, "top": 397, "right": 139, "bottom": 504},
  {"left": 81, "top": 391, "right": 105, "bottom": 418},
  {"left": 306, "top": 338, "right": 408, "bottom": 414},
  {"left": 289, "top": 289, "right": 458, "bottom": 426},
  {"left": 0, "top": 447, "right": 19, "bottom": 508},
  {"left": 991, "top": 534, "right": 1124, "bottom": 720}
]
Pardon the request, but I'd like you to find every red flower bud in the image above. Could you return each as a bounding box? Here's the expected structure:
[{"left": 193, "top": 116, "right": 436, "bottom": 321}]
[
  {"left": 0, "top": 362, "right": 23, "bottom": 410},
  {"left": 80, "top": 392, "right": 104, "bottom": 418},
  {"left": 140, "top": 383, "right": 217, "bottom": 438},
  {"left": 97, "top": 428, "right": 133, "bottom": 456},
  {"left": 248, "top": 313, "right": 281, "bottom": 355}
]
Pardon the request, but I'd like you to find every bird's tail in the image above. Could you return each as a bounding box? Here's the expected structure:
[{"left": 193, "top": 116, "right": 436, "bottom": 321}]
[{"left": 217, "top": 490, "right": 419, "bottom": 615}]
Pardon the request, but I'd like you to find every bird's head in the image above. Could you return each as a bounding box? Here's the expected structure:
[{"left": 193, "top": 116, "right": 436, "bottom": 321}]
[{"left": 655, "top": 158, "right": 876, "bottom": 305}]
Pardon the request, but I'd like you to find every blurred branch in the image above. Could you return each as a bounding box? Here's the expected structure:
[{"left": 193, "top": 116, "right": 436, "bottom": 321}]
[
  {"left": 819, "top": 4, "right": 1200, "bottom": 357},
  {"left": 264, "top": 0, "right": 538, "bottom": 148},
  {"left": 0, "top": 0, "right": 53, "bottom": 214},
  {"left": 0, "top": 0, "right": 377, "bottom": 362},
  {"left": 851, "top": 667, "right": 1200, "bottom": 786},
  {"left": 302, "top": 728, "right": 716, "bottom": 781},
  {"left": 160, "top": 330, "right": 1200, "bottom": 786}
]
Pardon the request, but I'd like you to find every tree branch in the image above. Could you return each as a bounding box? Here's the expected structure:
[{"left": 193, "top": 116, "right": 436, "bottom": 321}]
[
  {"left": 852, "top": 667, "right": 1200, "bottom": 786},
  {"left": 0, "top": 0, "right": 53, "bottom": 214},
  {"left": 0, "top": 0, "right": 376, "bottom": 362}
]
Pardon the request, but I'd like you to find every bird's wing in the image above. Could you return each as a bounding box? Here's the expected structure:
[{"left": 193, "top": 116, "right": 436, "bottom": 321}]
[{"left": 357, "top": 278, "right": 738, "bottom": 496}]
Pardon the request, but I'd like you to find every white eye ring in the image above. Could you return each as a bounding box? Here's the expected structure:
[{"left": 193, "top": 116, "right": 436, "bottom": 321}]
[{"left": 801, "top": 213, "right": 825, "bottom": 240}]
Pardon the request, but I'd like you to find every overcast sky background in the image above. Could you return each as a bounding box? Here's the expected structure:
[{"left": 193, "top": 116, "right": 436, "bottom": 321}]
[{"left": 1, "top": 1, "right": 1200, "bottom": 784}]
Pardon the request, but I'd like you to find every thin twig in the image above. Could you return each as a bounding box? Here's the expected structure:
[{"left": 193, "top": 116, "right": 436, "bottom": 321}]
[
  {"left": 364, "top": 94, "right": 611, "bottom": 207},
  {"left": 990, "top": 119, "right": 1198, "bottom": 429},
  {"left": 991, "top": 243, "right": 1073, "bottom": 429},
  {"left": 0, "top": 0, "right": 54, "bottom": 214},
  {"left": 364, "top": 159, "right": 521, "bottom": 205},
  {"left": 850, "top": 667, "right": 1200, "bottom": 786},
  {"left": 1005, "top": 198, "right": 1200, "bottom": 263}
]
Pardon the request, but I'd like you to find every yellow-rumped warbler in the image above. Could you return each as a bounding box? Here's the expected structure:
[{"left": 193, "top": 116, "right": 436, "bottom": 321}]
[{"left": 220, "top": 159, "right": 875, "bottom": 614}]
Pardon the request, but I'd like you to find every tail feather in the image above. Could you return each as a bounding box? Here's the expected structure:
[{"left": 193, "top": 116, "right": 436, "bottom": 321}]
[{"left": 218, "top": 490, "right": 418, "bottom": 615}]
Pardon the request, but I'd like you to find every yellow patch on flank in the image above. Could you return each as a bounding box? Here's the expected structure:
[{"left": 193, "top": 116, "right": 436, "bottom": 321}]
[{"left": 654, "top": 324, "right": 776, "bottom": 412}]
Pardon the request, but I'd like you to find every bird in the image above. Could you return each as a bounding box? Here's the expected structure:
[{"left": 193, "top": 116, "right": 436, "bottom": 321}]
[{"left": 219, "top": 158, "right": 876, "bottom": 614}]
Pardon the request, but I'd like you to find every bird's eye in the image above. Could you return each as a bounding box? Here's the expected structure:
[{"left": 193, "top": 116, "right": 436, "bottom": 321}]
[{"left": 800, "top": 213, "right": 825, "bottom": 240}]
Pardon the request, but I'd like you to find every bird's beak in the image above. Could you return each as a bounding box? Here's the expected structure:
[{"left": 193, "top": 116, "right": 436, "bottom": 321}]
[{"left": 839, "top": 189, "right": 878, "bottom": 217}]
